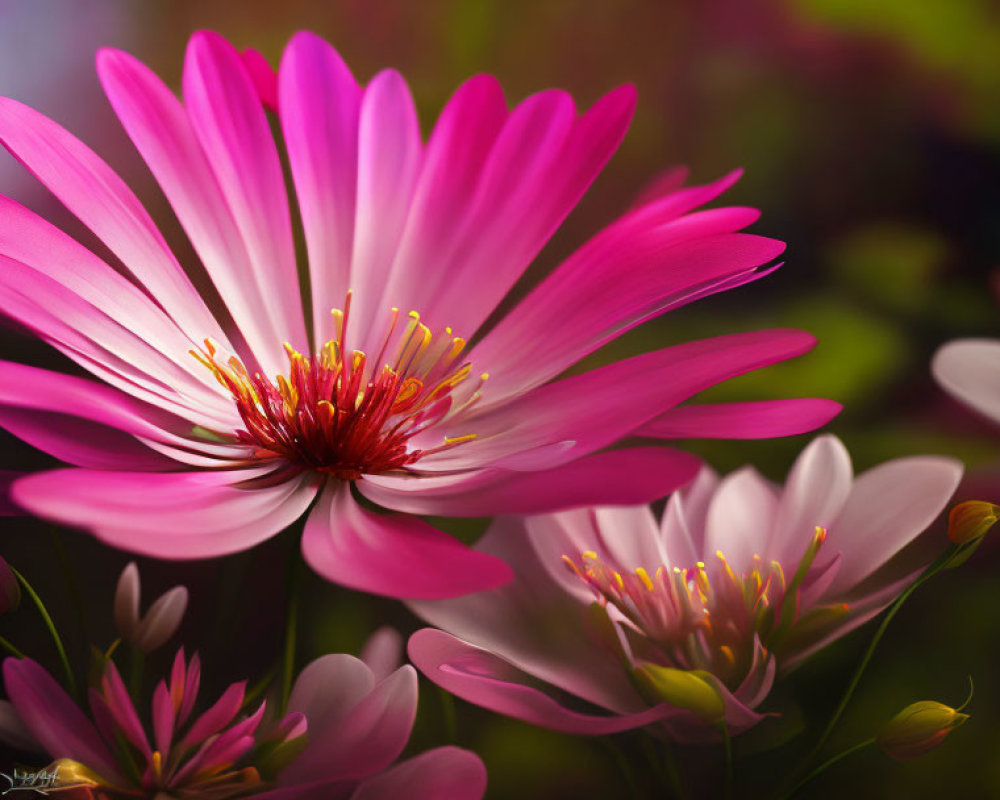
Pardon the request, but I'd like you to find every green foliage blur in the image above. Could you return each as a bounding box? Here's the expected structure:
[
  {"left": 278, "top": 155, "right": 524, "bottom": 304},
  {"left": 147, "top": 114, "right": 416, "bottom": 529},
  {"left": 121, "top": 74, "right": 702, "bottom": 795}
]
[{"left": 1, "top": 0, "right": 1000, "bottom": 797}]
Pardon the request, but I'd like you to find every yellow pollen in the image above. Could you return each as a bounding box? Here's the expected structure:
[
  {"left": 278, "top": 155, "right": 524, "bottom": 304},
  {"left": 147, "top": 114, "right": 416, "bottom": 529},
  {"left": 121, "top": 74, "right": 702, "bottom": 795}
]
[{"left": 635, "top": 567, "right": 654, "bottom": 592}]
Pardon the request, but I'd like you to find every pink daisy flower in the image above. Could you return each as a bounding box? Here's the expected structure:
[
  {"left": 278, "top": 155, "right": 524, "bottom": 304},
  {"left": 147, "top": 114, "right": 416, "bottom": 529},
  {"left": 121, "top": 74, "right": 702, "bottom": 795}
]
[
  {"left": 0, "top": 30, "right": 836, "bottom": 598},
  {"left": 408, "top": 436, "right": 961, "bottom": 739},
  {"left": 2, "top": 641, "right": 485, "bottom": 799}
]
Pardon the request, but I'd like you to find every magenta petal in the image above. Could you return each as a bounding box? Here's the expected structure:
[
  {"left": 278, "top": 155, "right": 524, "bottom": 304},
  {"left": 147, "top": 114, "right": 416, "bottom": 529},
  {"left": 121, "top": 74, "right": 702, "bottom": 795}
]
[
  {"left": 178, "top": 681, "right": 245, "bottom": 750},
  {"left": 407, "top": 629, "right": 688, "bottom": 735},
  {"left": 12, "top": 468, "right": 320, "bottom": 559},
  {"left": 241, "top": 48, "right": 278, "bottom": 110},
  {"left": 638, "top": 399, "right": 841, "bottom": 440},
  {"left": 362, "top": 447, "right": 700, "bottom": 518},
  {"left": 278, "top": 31, "right": 361, "bottom": 346},
  {"left": 360, "top": 628, "right": 404, "bottom": 683},
  {"left": 0, "top": 98, "right": 227, "bottom": 348},
  {"left": 183, "top": 30, "right": 308, "bottom": 355},
  {"left": 289, "top": 667, "right": 418, "bottom": 784},
  {"left": 434, "top": 330, "right": 819, "bottom": 471},
  {"left": 3, "top": 658, "right": 120, "bottom": 781},
  {"left": 352, "top": 747, "right": 487, "bottom": 800},
  {"left": 301, "top": 486, "right": 512, "bottom": 598}
]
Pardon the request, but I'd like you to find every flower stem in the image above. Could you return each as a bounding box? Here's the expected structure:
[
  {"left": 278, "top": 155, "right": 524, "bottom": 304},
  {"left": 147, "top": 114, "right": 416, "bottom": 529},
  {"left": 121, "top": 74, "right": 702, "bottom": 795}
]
[
  {"left": 0, "top": 634, "right": 26, "bottom": 660},
  {"left": 11, "top": 567, "right": 76, "bottom": 696},
  {"left": 781, "top": 738, "right": 875, "bottom": 799},
  {"left": 800, "top": 547, "right": 955, "bottom": 771},
  {"left": 598, "top": 737, "right": 642, "bottom": 798},
  {"left": 720, "top": 723, "right": 733, "bottom": 800},
  {"left": 660, "top": 738, "right": 688, "bottom": 800},
  {"left": 438, "top": 686, "right": 457, "bottom": 744},
  {"left": 281, "top": 553, "right": 300, "bottom": 713}
]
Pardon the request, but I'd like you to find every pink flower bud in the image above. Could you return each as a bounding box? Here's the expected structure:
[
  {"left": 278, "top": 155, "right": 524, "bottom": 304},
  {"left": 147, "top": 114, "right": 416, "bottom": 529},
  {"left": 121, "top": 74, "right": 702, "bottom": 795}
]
[{"left": 113, "top": 562, "right": 187, "bottom": 653}]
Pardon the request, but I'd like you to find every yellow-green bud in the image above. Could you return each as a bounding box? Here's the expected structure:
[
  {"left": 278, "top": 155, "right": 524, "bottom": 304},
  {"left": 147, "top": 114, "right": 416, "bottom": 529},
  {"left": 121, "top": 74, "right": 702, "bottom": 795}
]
[
  {"left": 877, "top": 701, "right": 969, "bottom": 761},
  {"left": 947, "top": 500, "right": 1000, "bottom": 545},
  {"left": 633, "top": 663, "right": 725, "bottom": 724}
]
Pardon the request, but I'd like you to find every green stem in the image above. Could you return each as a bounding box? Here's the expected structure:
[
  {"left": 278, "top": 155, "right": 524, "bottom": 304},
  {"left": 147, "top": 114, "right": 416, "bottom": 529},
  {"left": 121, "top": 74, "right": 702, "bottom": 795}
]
[
  {"left": 11, "top": 567, "right": 76, "bottom": 696},
  {"left": 128, "top": 647, "right": 144, "bottom": 698},
  {"left": 781, "top": 738, "right": 875, "bottom": 800},
  {"left": 720, "top": 723, "right": 733, "bottom": 800},
  {"left": 660, "top": 738, "right": 688, "bottom": 800},
  {"left": 281, "top": 555, "right": 300, "bottom": 713},
  {"left": 598, "top": 737, "right": 643, "bottom": 798},
  {"left": 0, "top": 634, "right": 26, "bottom": 660},
  {"left": 801, "top": 547, "right": 955, "bottom": 771},
  {"left": 437, "top": 686, "right": 457, "bottom": 744}
]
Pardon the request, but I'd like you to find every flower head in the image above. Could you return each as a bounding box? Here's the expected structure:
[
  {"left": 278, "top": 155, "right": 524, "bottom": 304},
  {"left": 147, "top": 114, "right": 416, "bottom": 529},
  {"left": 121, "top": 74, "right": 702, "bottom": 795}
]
[
  {"left": 0, "top": 30, "right": 836, "bottom": 598},
  {"left": 408, "top": 435, "right": 961, "bottom": 740},
  {"left": 947, "top": 500, "right": 1000, "bottom": 546},
  {"left": 2, "top": 633, "right": 485, "bottom": 800}
]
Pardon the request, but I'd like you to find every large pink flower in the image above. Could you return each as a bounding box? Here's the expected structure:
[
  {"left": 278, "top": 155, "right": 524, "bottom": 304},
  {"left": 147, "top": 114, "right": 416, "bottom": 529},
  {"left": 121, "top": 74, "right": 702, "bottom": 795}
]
[
  {"left": 2, "top": 643, "right": 485, "bottom": 800},
  {"left": 0, "top": 30, "right": 836, "bottom": 598},
  {"left": 408, "top": 435, "right": 961, "bottom": 739}
]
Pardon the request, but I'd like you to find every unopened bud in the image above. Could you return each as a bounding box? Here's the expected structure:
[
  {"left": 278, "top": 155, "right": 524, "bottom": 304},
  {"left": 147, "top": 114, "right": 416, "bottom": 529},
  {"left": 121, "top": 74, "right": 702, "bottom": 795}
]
[
  {"left": 114, "top": 563, "right": 188, "bottom": 654},
  {"left": 877, "top": 700, "right": 968, "bottom": 761},
  {"left": 0, "top": 556, "right": 19, "bottom": 615},
  {"left": 947, "top": 500, "right": 1000, "bottom": 545},
  {"left": 633, "top": 663, "right": 725, "bottom": 724}
]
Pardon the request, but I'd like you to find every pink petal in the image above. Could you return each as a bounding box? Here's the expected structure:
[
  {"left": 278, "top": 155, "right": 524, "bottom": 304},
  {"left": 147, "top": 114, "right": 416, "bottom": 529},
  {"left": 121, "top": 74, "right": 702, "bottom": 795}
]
[
  {"left": 100, "top": 661, "right": 152, "bottom": 759},
  {"left": 0, "top": 360, "right": 228, "bottom": 470},
  {"left": 825, "top": 456, "right": 962, "bottom": 595},
  {"left": 98, "top": 46, "right": 293, "bottom": 377},
  {"left": 436, "top": 329, "right": 819, "bottom": 471},
  {"left": 289, "top": 666, "right": 418, "bottom": 784},
  {"left": 768, "top": 435, "right": 853, "bottom": 564},
  {"left": 0, "top": 698, "right": 40, "bottom": 753},
  {"left": 0, "top": 97, "right": 228, "bottom": 349},
  {"left": 133, "top": 585, "right": 188, "bottom": 653},
  {"left": 152, "top": 680, "right": 175, "bottom": 756},
  {"left": 348, "top": 69, "right": 422, "bottom": 353},
  {"left": 407, "top": 629, "right": 690, "bottom": 735},
  {"left": 361, "top": 447, "right": 700, "bottom": 517},
  {"left": 0, "top": 257, "right": 234, "bottom": 429},
  {"left": 376, "top": 74, "right": 507, "bottom": 329},
  {"left": 178, "top": 681, "right": 245, "bottom": 750},
  {"left": 183, "top": 31, "right": 308, "bottom": 356},
  {"left": 932, "top": 339, "right": 1000, "bottom": 426},
  {"left": 3, "top": 658, "right": 120, "bottom": 780},
  {"left": 301, "top": 485, "right": 512, "bottom": 598},
  {"left": 286, "top": 654, "right": 375, "bottom": 747},
  {"left": 360, "top": 628, "right": 404, "bottom": 683},
  {"left": 12, "top": 468, "right": 321, "bottom": 559},
  {"left": 704, "top": 467, "right": 779, "bottom": 573},
  {"left": 426, "top": 86, "right": 636, "bottom": 338},
  {"left": 409, "top": 516, "right": 645, "bottom": 714},
  {"left": 277, "top": 32, "right": 361, "bottom": 347},
  {"left": 351, "top": 747, "right": 487, "bottom": 800},
  {"left": 638, "top": 399, "right": 841, "bottom": 440},
  {"left": 630, "top": 164, "right": 691, "bottom": 208},
  {"left": 660, "top": 465, "right": 721, "bottom": 567},
  {"left": 472, "top": 207, "right": 782, "bottom": 404},
  {"left": 241, "top": 48, "right": 278, "bottom": 110}
]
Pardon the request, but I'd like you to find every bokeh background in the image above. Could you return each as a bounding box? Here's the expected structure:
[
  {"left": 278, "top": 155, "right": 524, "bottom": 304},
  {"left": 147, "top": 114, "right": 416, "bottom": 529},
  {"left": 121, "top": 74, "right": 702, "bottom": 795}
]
[{"left": 1, "top": 0, "right": 999, "bottom": 797}]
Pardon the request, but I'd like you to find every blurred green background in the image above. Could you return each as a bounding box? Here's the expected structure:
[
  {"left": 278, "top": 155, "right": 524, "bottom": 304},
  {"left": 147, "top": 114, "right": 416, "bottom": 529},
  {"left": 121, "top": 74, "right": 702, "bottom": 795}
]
[{"left": 1, "top": 0, "right": 1000, "bottom": 797}]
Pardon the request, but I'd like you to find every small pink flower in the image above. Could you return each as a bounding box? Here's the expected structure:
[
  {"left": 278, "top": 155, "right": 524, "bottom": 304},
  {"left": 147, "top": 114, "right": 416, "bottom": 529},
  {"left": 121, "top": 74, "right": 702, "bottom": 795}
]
[
  {"left": 408, "top": 435, "right": 961, "bottom": 740},
  {"left": 2, "top": 638, "right": 485, "bottom": 799},
  {"left": 0, "top": 30, "right": 837, "bottom": 598},
  {"left": 113, "top": 562, "right": 187, "bottom": 654}
]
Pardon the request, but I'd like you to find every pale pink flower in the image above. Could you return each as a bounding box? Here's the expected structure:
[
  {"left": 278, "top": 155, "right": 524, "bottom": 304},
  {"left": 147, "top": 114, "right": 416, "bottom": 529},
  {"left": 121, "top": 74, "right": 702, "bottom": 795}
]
[
  {"left": 408, "top": 435, "right": 961, "bottom": 739},
  {"left": 2, "top": 641, "right": 485, "bottom": 799},
  {"left": 933, "top": 338, "right": 1000, "bottom": 427},
  {"left": 0, "top": 30, "right": 836, "bottom": 598},
  {"left": 113, "top": 562, "right": 187, "bottom": 654}
]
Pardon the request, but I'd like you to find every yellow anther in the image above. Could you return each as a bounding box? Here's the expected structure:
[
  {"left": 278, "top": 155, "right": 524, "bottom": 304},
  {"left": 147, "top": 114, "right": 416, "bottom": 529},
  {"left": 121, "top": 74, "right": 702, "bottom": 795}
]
[
  {"left": 636, "top": 567, "right": 654, "bottom": 591},
  {"left": 582, "top": 550, "right": 599, "bottom": 560}
]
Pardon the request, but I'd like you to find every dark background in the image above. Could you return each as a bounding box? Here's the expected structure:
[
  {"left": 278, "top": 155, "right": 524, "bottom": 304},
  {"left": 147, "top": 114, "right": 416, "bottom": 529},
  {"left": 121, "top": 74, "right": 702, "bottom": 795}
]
[{"left": 1, "top": 0, "right": 1000, "bottom": 797}]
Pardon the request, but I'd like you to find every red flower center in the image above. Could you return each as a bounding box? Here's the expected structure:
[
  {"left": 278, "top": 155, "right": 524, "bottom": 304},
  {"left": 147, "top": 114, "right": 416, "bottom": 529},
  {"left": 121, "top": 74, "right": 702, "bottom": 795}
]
[{"left": 195, "top": 292, "right": 484, "bottom": 479}]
